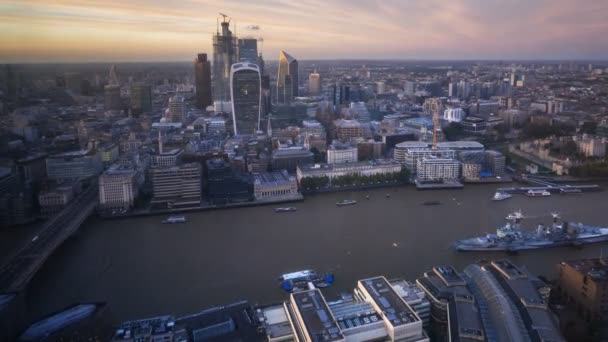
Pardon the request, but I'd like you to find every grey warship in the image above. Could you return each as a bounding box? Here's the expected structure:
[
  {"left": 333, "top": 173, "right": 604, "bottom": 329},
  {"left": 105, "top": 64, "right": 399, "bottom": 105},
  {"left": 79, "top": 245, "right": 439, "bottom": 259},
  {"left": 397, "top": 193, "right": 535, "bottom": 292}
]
[{"left": 454, "top": 211, "right": 608, "bottom": 252}]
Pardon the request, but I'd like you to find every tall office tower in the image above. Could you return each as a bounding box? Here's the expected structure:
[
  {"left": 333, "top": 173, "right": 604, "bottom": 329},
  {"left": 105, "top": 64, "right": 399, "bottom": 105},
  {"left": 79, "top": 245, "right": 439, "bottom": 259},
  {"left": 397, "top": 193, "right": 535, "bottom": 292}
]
[
  {"left": 104, "top": 84, "right": 122, "bottom": 110},
  {"left": 308, "top": 72, "right": 321, "bottom": 96},
  {"left": 108, "top": 64, "right": 119, "bottom": 85},
  {"left": 257, "top": 54, "right": 265, "bottom": 76},
  {"left": 237, "top": 38, "right": 258, "bottom": 62},
  {"left": 332, "top": 83, "right": 350, "bottom": 106},
  {"left": 194, "top": 53, "right": 212, "bottom": 109},
  {"left": 64, "top": 72, "right": 83, "bottom": 95},
  {"left": 3, "top": 65, "right": 18, "bottom": 104},
  {"left": 230, "top": 63, "right": 261, "bottom": 136},
  {"left": 448, "top": 82, "right": 456, "bottom": 97},
  {"left": 212, "top": 15, "right": 237, "bottom": 103},
  {"left": 276, "top": 50, "right": 298, "bottom": 104},
  {"left": 261, "top": 75, "right": 271, "bottom": 116},
  {"left": 130, "top": 82, "right": 152, "bottom": 115},
  {"left": 166, "top": 95, "right": 185, "bottom": 123}
]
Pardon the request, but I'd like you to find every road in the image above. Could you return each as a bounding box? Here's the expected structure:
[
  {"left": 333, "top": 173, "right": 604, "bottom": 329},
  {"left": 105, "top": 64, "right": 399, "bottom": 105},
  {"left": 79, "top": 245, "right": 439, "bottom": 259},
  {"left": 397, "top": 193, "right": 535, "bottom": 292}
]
[{"left": 0, "top": 186, "right": 98, "bottom": 293}]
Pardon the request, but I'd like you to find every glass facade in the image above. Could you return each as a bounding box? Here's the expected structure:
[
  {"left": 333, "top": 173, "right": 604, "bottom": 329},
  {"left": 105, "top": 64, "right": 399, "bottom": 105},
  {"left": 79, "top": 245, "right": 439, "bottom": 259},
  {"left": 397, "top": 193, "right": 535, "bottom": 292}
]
[{"left": 231, "top": 63, "right": 261, "bottom": 136}]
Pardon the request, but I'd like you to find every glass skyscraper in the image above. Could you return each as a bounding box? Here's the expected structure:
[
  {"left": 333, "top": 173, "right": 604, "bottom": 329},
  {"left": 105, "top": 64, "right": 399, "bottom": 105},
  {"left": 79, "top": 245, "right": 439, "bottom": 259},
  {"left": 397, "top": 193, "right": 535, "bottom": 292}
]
[
  {"left": 212, "top": 18, "right": 237, "bottom": 103},
  {"left": 230, "top": 63, "right": 261, "bottom": 136},
  {"left": 237, "top": 38, "right": 258, "bottom": 63},
  {"left": 194, "top": 53, "right": 212, "bottom": 109},
  {"left": 276, "top": 50, "right": 298, "bottom": 104}
]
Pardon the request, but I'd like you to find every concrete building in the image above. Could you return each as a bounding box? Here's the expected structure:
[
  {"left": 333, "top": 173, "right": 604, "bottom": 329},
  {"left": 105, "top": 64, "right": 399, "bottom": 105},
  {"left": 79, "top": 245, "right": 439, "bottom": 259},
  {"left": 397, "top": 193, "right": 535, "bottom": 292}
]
[
  {"left": 308, "top": 72, "right": 321, "bottom": 96},
  {"left": 150, "top": 163, "right": 201, "bottom": 208},
  {"left": 574, "top": 135, "right": 606, "bottom": 158},
  {"left": 130, "top": 82, "right": 152, "bottom": 115},
  {"left": 166, "top": 95, "right": 185, "bottom": 123},
  {"left": 297, "top": 159, "right": 402, "bottom": 184},
  {"left": 327, "top": 143, "right": 358, "bottom": 164},
  {"left": 104, "top": 84, "right": 122, "bottom": 111},
  {"left": 443, "top": 107, "right": 465, "bottom": 122},
  {"left": 38, "top": 183, "right": 78, "bottom": 217},
  {"left": 334, "top": 119, "right": 362, "bottom": 141},
  {"left": 152, "top": 148, "right": 183, "bottom": 168},
  {"left": 462, "top": 162, "right": 482, "bottom": 180},
  {"left": 253, "top": 170, "right": 298, "bottom": 200},
  {"left": 461, "top": 117, "right": 487, "bottom": 134},
  {"left": 393, "top": 142, "right": 457, "bottom": 174},
  {"left": 356, "top": 277, "right": 428, "bottom": 342},
  {"left": 558, "top": 258, "right": 608, "bottom": 321},
  {"left": 416, "top": 157, "right": 460, "bottom": 181},
  {"left": 99, "top": 166, "right": 138, "bottom": 211},
  {"left": 46, "top": 149, "right": 102, "bottom": 182}
]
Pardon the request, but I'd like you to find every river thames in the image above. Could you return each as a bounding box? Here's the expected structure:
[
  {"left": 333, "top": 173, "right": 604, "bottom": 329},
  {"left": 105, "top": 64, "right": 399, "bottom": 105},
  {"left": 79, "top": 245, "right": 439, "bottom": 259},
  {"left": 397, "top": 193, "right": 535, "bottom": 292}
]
[{"left": 14, "top": 184, "right": 608, "bottom": 324}]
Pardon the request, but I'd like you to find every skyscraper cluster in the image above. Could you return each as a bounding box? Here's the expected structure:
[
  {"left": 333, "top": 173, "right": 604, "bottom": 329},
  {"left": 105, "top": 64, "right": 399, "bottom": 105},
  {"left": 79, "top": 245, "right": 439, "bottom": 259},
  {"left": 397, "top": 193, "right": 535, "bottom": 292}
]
[{"left": 194, "top": 14, "right": 300, "bottom": 137}]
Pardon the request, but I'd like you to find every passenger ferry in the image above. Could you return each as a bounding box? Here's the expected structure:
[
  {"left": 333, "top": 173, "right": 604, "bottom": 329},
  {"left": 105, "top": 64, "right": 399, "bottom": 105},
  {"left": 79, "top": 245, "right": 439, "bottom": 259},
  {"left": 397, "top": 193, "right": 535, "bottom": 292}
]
[
  {"left": 336, "top": 199, "right": 357, "bottom": 206},
  {"left": 279, "top": 269, "right": 335, "bottom": 292},
  {"left": 492, "top": 192, "right": 512, "bottom": 201},
  {"left": 274, "top": 207, "right": 297, "bottom": 213},
  {"left": 162, "top": 215, "right": 187, "bottom": 224},
  {"left": 525, "top": 190, "right": 551, "bottom": 197}
]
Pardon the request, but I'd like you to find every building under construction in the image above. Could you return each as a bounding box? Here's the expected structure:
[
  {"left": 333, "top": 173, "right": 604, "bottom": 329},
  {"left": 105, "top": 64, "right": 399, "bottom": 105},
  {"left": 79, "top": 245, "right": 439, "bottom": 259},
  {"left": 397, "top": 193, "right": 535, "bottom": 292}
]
[{"left": 212, "top": 14, "right": 238, "bottom": 103}]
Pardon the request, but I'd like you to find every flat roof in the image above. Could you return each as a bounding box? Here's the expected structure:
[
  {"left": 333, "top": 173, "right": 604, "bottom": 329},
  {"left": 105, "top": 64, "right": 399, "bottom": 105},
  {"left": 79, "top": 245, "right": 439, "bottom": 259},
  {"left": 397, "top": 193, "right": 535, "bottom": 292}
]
[
  {"left": 562, "top": 258, "right": 608, "bottom": 281},
  {"left": 359, "top": 276, "right": 420, "bottom": 327},
  {"left": 253, "top": 171, "right": 293, "bottom": 185},
  {"left": 395, "top": 141, "right": 430, "bottom": 149},
  {"left": 433, "top": 266, "right": 467, "bottom": 287},
  {"left": 436, "top": 141, "right": 485, "bottom": 149},
  {"left": 328, "top": 300, "right": 384, "bottom": 335},
  {"left": 291, "top": 289, "right": 344, "bottom": 341}
]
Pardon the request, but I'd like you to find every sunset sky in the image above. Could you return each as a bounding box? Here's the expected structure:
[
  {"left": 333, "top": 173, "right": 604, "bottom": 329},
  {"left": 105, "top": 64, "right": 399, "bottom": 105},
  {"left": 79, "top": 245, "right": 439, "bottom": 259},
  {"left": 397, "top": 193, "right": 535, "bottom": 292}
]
[{"left": 1, "top": 0, "right": 608, "bottom": 63}]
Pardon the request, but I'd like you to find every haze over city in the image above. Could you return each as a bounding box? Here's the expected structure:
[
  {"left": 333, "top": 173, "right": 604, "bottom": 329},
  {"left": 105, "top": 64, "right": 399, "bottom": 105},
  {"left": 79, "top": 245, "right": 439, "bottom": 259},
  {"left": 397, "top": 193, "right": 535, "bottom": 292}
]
[
  {"left": 2, "top": 0, "right": 608, "bottom": 62},
  {"left": 3, "top": 0, "right": 608, "bottom": 341}
]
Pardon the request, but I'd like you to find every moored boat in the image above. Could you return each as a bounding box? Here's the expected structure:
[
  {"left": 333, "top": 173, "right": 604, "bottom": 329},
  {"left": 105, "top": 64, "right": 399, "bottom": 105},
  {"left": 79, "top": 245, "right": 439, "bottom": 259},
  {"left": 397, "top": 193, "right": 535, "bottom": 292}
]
[
  {"left": 162, "top": 215, "right": 187, "bottom": 224},
  {"left": 336, "top": 199, "right": 357, "bottom": 206},
  {"left": 526, "top": 189, "right": 551, "bottom": 197},
  {"left": 453, "top": 211, "right": 608, "bottom": 252},
  {"left": 274, "top": 207, "right": 297, "bottom": 213},
  {"left": 279, "top": 269, "right": 335, "bottom": 292},
  {"left": 492, "top": 192, "right": 512, "bottom": 201}
]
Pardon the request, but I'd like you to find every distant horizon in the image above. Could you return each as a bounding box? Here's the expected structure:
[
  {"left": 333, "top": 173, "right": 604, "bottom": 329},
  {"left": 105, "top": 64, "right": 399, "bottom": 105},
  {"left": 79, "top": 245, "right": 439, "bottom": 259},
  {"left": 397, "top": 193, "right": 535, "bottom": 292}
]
[
  {"left": 4, "top": 57, "right": 608, "bottom": 66},
  {"left": 2, "top": 0, "right": 608, "bottom": 63}
]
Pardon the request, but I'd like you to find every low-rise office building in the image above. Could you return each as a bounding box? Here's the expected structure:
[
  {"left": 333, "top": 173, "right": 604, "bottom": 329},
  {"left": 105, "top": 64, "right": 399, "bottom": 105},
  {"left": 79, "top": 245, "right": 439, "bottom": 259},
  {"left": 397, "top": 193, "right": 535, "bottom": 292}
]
[
  {"left": 150, "top": 163, "right": 201, "bottom": 208},
  {"left": 416, "top": 158, "right": 460, "bottom": 181},
  {"left": 99, "top": 166, "right": 138, "bottom": 211},
  {"left": 253, "top": 171, "right": 298, "bottom": 200},
  {"left": 297, "top": 160, "right": 402, "bottom": 185},
  {"left": 46, "top": 149, "right": 102, "bottom": 182},
  {"left": 327, "top": 143, "right": 358, "bottom": 165}
]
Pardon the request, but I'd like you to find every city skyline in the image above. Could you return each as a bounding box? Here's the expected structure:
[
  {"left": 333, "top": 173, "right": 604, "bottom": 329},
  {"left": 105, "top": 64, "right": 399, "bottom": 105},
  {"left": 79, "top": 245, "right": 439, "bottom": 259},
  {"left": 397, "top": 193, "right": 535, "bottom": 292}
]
[{"left": 2, "top": 0, "right": 608, "bottom": 63}]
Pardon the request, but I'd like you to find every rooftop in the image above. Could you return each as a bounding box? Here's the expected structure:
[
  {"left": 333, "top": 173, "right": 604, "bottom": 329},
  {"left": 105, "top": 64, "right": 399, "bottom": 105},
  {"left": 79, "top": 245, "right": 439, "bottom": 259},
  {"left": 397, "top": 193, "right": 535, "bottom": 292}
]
[
  {"left": 358, "top": 276, "right": 420, "bottom": 327},
  {"left": 563, "top": 258, "right": 608, "bottom": 281},
  {"left": 291, "top": 289, "right": 344, "bottom": 341},
  {"left": 253, "top": 171, "right": 294, "bottom": 185}
]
